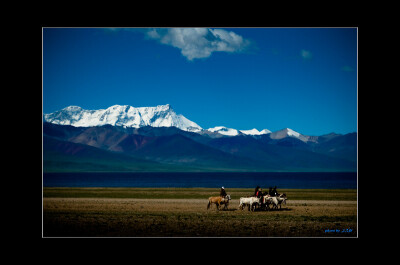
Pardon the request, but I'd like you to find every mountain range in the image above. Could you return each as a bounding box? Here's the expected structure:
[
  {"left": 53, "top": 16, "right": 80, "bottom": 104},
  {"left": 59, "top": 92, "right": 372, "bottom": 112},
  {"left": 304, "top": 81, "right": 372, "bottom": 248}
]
[{"left": 43, "top": 104, "right": 357, "bottom": 172}]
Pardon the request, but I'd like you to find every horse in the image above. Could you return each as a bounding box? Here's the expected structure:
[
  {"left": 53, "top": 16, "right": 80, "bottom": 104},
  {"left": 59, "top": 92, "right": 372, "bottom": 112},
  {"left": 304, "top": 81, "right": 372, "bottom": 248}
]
[
  {"left": 262, "top": 193, "right": 287, "bottom": 210},
  {"left": 221, "top": 194, "right": 231, "bottom": 210},
  {"left": 276, "top": 193, "right": 287, "bottom": 209},
  {"left": 263, "top": 195, "right": 273, "bottom": 210},
  {"left": 207, "top": 195, "right": 231, "bottom": 210},
  {"left": 270, "top": 196, "right": 279, "bottom": 210},
  {"left": 238, "top": 196, "right": 261, "bottom": 211}
]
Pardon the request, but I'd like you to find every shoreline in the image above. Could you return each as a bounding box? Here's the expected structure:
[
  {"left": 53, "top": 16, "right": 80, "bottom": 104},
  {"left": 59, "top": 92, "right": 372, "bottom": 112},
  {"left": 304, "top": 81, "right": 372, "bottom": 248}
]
[{"left": 43, "top": 187, "right": 357, "bottom": 201}]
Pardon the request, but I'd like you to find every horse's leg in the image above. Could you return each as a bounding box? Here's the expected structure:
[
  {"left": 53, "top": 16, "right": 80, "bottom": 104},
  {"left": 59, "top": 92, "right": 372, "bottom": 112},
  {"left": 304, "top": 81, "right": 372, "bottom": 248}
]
[{"left": 207, "top": 201, "right": 210, "bottom": 210}]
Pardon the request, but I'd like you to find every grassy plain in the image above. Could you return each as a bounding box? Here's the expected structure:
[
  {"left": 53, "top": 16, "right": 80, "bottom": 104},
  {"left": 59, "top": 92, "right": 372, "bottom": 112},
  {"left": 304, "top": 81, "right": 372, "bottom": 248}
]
[{"left": 43, "top": 188, "right": 357, "bottom": 237}]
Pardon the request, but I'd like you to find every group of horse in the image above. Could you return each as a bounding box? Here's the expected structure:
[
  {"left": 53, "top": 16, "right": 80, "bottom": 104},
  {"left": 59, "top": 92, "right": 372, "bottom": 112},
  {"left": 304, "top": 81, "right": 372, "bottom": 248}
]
[{"left": 207, "top": 193, "right": 287, "bottom": 211}]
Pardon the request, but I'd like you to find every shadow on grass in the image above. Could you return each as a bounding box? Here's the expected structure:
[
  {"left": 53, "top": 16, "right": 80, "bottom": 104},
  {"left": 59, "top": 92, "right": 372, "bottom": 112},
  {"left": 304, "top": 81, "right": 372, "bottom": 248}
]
[
  {"left": 221, "top": 207, "right": 293, "bottom": 212},
  {"left": 253, "top": 207, "right": 292, "bottom": 212}
]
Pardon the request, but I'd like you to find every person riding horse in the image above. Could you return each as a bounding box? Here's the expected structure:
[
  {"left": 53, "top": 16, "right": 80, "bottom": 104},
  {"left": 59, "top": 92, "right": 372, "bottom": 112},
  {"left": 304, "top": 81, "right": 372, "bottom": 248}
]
[
  {"left": 272, "top": 186, "right": 279, "bottom": 196},
  {"left": 255, "top": 187, "right": 264, "bottom": 210},
  {"left": 255, "top": 188, "right": 263, "bottom": 198},
  {"left": 267, "top": 186, "right": 279, "bottom": 196},
  {"left": 220, "top": 186, "right": 227, "bottom": 198}
]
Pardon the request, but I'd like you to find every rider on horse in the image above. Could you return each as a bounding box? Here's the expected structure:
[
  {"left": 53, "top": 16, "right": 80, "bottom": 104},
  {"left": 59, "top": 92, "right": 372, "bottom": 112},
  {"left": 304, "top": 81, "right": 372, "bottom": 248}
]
[
  {"left": 272, "top": 186, "right": 279, "bottom": 196},
  {"left": 255, "top": 186, "right": 264, "bottom": 209},
  {"left": 220, "top": 186, "right": 227, "bottom": 198}
]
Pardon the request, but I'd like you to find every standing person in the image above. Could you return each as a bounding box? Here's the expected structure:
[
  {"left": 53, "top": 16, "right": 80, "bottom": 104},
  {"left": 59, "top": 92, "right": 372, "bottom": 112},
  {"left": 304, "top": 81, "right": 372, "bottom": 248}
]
[
  {"left": 220, "top": 186, "right": 227, "bottom": 198},
  {"left": 268, "top": 187, "right": 273, "bottom": 196},
  {"left": 254, "top": 186, "right": 260, "bottom": 196}
]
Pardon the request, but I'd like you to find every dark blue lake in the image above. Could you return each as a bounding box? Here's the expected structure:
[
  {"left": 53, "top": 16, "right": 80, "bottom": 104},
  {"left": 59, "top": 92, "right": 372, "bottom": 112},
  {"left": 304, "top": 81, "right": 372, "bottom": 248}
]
[{"left": 43, "top": 172, "right": 357, "bottom": 189}]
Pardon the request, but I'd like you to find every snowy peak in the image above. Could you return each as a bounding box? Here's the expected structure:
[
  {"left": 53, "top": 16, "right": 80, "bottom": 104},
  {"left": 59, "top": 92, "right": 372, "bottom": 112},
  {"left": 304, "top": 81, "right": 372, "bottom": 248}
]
[
  {"left": 207, "top": 126, "right": 241, "bottom": 136},
  {"left": 260, "top": 129, "right": 272, "bottom": 134},
  {"left": 44, "top": 104, "right": 202, "bottom": 132},
  {"left": 269, "top": 128, "right": 310, "bottom": 142},
  {"left": 206, "top": 127, "right": 271, "bottom": 137},
  {"left": 285, "top": 128, "right": 300, "bottom": 138},
  {"left": 269, "top": 128, "right": 298, "bottom": 139},
  {"left": 64, "top": 105, "right": 83, "bottom": 111},
  {"left": 44, "top": 105, "right": 320, "bottom": 140},
  {"left": 240, "top": 128, "right": 271, "bottom": 135}
]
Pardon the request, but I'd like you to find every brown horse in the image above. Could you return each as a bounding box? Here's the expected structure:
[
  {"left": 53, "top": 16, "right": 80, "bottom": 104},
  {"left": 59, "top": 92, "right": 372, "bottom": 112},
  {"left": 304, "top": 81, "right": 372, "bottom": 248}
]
[{"left": 207, "top": 195, "right": 231, "bottom": 210}]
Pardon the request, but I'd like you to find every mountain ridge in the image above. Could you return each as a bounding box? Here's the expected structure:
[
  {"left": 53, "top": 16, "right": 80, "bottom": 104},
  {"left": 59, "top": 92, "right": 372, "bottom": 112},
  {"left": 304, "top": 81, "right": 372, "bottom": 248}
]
[
  {"left": 44, "top": 105, "right": 352, "bottom": 140},
  {"left": 43, "top": 122, "right": 357, "bottom": 172},
  {"left": 44, "top": 104, "right": 203, "bottom": 133}
]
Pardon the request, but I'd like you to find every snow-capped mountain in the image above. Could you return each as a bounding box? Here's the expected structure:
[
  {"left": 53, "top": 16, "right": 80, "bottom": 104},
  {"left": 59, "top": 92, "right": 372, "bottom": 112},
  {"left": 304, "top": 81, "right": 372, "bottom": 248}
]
[
  {"left": 43, "top": 104, "right": 203, "bottom": 132},
  {"left": 44, "top": 105, "right": 316, "bottom": 142},
  {"left": 269, "top": 128, "right": 311, "bottom": 142},
  {"left": 240, "top": 128, "right": 271, "bottom": 135},
  {"left": 207, "top": 126, "right": 242, "bottom": 136}
]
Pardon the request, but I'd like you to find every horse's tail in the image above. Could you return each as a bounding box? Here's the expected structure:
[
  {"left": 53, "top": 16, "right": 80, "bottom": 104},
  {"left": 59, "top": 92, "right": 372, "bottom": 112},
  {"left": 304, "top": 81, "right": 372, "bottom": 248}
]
[{"left": 207, "top": 200, "right": 211, "bottom": 210}]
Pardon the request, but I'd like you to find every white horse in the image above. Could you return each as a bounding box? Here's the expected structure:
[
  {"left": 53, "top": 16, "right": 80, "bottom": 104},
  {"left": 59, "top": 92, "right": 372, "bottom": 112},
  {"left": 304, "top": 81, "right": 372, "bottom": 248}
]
[
  {"left": 264, "top": 194, "right": 287, "bottom": 210},
  {"left": 263, "top": 195, "right": 273, "bottom": 210},
  {"left": 276, "top": 194, "right": 287, "bottom": 209},
  {"left": 239, "top": 197, "right": 261, "bottom": 211},
  {"left": 271, "top": 196, "right": 279, "bottom": 209}
]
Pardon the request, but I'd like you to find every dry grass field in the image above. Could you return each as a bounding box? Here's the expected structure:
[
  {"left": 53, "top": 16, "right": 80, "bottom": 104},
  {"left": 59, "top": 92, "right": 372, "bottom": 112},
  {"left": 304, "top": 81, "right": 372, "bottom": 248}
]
[{"left": 43, "top": 188, "right": 357, "bottom": 237}]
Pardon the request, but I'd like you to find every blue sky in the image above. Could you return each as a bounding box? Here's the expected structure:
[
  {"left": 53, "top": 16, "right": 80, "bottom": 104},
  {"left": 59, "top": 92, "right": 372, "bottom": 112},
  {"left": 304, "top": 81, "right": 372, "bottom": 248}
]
[{"left": 43, "top": 27, "right": 357, "bottom": 135}]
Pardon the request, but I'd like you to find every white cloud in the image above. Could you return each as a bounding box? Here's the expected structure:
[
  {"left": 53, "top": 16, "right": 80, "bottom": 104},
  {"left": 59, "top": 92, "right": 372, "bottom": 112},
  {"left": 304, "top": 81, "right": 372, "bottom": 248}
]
[
  {"left": 146, "top": 28, "right": 161, "bottom": 39},
  {"left": 145, "top": 28, "right": 250, "bottom": 61}
]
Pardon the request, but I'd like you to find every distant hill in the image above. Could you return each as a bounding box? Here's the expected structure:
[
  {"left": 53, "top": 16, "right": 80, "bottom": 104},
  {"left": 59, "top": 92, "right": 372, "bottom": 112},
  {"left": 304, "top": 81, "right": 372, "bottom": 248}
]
[
  {"left": 43, "top": 122, "right": 357, "bottom": 172},
  {"left": 43, "top": 136, "right": 195, "bottom": 172}
]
